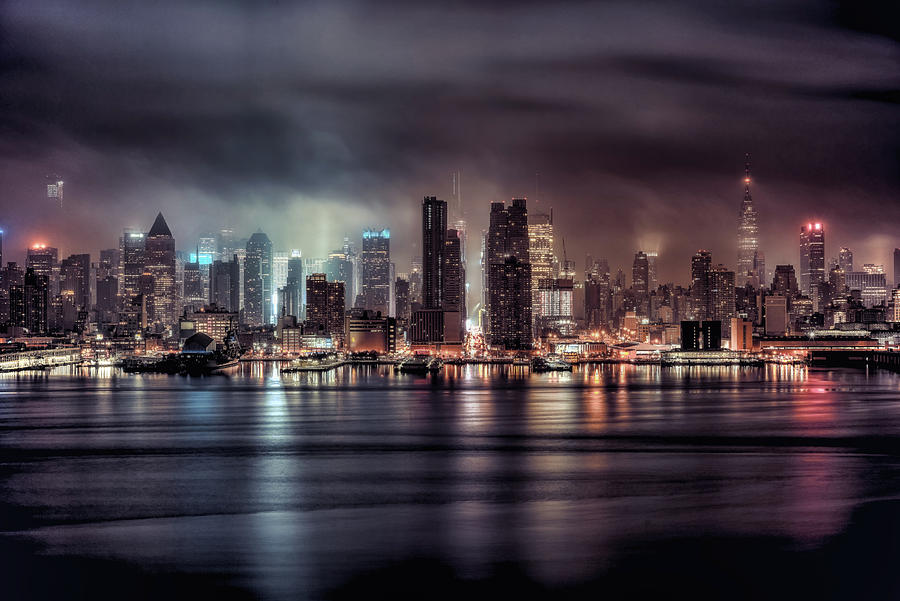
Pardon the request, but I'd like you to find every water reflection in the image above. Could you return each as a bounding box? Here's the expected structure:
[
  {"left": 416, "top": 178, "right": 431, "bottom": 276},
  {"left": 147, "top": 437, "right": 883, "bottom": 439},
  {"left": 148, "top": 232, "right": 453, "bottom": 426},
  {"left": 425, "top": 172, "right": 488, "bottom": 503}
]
[{"left": 2, "top": 364, "right": 900, "bottom": 599}]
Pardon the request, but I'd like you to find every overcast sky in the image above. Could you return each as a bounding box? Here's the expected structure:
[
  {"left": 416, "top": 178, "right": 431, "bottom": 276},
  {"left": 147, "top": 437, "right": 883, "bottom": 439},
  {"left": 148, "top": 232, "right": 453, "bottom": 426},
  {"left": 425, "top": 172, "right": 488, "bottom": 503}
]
[{"left": 1, "top": 0, "right": 898, "bottom": 289}]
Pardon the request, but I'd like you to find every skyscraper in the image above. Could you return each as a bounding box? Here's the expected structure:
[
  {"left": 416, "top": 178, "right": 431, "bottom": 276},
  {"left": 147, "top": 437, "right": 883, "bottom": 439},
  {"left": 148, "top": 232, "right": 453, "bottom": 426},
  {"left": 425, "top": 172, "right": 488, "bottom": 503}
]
[
  {"left": 737, "top": 154, "right": 759, "bottom": 286},
  {"left": 444, "top": 229, "right": 466, "bottom": 339},
  {"left": 690, "top": 250, "right": 712, "bottom": 320},
  {"left": 894, "top": 248, "right": 900, "bottom": 288},
  {"left": 359, "top": 229, "right": 390, "bottom": 315},
  {"left": 59, "top": 253, "right": 91, "bottom": 312},
  {"left": 210, "top": 254, "right": 240, "bottom": 312},
  {"left": 527, "top": 211, "right": 554, "bottom": 335},
  {"left": 838, "top": 247, "right": 853, "bottom": 272},
  {"left": 305, "top": 273, "right": 346, "bottom": 345},
  {"left": 632, "top": 251, "right": 649, "bottom": 296},
  {"left": 26, "top": 245, "right": 59, "bottom": 296},
  {"left": 282, "top": 250, "right": 304, "bottom": 317},
  {"left": 772, "top": 265, "right": 798, "bottom": 298},
  {"left": 800, "top": 222, "right": 825, "bottom": 295},
  {"left": 707, "top": 264, "right": 736, "bottom": 337},
  {"left": 487, "top": 198, "right": 532, "bottom": 350},
  {"left": 24, "top": 268, "right": 48, "bottom": 334},
  {"left": 145, "top": 212, "right": 177, "bottom": 332},
  {"left": 422, "top": 196, "right": 448, "bottom": 310},
  {"left": 120, "top": 229, "right": 145, "bottom": 304},
  {"left": 244, "top": 231, "right": 273, "bottom": 326}
]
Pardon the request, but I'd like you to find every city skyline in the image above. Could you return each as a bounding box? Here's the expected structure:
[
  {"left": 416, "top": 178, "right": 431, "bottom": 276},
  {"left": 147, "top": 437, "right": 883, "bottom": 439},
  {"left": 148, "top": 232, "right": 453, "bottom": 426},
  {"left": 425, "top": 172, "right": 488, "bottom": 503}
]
[{"left": 2, "top": 1, "right": 898, "bottom": 282}]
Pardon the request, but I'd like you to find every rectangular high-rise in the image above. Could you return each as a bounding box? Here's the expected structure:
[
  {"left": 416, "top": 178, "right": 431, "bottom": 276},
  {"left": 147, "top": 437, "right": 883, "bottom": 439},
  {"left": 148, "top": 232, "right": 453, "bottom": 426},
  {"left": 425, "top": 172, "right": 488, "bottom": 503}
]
[
  {"left": 210, "top": 254, "right": 240, "bottom": 312},
  {"left": 244, "top": 231, "right": 273, "bottom": 326},
  {"left": 422, "top": 196, "right": 448, "bottom": 310},
  {"left": 359, "top": 229, "right": 390, "bottom": 315},
  {"left": 305, "top": 273, "right": 345, "bottom": 346},
  {"left": 486, "top": 198, "right": 532, "bottom": 350},
  {"left": 800, "top": 222, "right": 825, "bottom": 295}
]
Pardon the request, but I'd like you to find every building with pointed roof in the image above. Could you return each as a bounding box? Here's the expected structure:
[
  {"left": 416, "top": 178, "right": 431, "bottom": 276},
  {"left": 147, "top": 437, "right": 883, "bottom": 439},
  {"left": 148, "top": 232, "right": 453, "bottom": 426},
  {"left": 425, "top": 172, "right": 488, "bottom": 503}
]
[
  {"left": 145, "top": 212, "right": 177, "bottom": 334},
  {"left": 737, "top": 154, "right": 759, "bottom": 287}
]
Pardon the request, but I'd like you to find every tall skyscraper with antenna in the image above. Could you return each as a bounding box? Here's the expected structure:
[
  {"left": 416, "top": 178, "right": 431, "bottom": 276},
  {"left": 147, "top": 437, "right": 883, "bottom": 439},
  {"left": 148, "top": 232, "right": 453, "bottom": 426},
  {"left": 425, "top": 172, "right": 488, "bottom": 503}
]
[{"left": 737, "top": 154, "right": 759, "bottom": 286}]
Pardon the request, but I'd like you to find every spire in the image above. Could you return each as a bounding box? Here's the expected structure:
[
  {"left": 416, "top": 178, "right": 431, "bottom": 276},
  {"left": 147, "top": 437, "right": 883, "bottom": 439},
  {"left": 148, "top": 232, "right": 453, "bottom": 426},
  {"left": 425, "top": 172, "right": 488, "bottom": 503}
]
[
  {"left": 148, "top": 212, "right": 172, "bottom": 237},
  {"left": 743, "top": 152, "right": 752, "bottom": 199}
]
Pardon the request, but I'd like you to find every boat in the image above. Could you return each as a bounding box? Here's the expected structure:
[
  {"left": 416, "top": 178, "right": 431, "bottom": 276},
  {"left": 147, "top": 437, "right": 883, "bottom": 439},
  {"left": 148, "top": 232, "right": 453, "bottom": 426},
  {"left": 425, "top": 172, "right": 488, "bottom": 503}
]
[
  {"left": 531, "top": 355, "right": 573, "bottom": 372},
  {"left": 396, "top": 355, "right": 443, "bottom": 374}
]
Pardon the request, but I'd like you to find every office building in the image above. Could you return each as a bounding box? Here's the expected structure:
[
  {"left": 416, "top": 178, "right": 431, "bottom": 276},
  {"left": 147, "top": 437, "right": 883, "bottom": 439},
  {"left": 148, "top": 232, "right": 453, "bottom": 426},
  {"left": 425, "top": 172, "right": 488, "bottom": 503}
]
[
  {"left": 838, "top": 247, "right": 853, "bottom": 273},
  {"left": 144, "top": 212, "right": 177, "bottom": 332},
  {"left": 244, "top": 231, "right": 273, "bottom": 326},
  {"left": 765, "top": 295, "right": 788, "bottom": 335},
  {"left": 707, "top": 264, "right": 736, "bottom": 336},
  {"left": 305, "top": 273, "right": 345, "bottom": 346},
  {"left": 422, "top": 196, "right": 448, "bottom": 310},
  {"left": 210, "top": 254, "right": 240, "bottom": 312},
  {"left": 345, "top": 309, "right": 397, "bottom": 353},
  {"left": 528, "top": 211, "right": 554, "bottom": 332},
  {"left": 359, "top": 229, "right": 390, "bottom": 315},
  {"left": 845, "top": 271, "right": 888, "bottom": 307},
  {"left": 690, "top": 250, "right": 712, "bottom": 320},
  {"left": 486, "top": 198, "right": 532, "bottom": 350},
  {"left": 737, "top": 154, "right": 760, "bottom": 286},
  {"left": 800, "top": 222, "right": 825, "bottom": 295},
  {"left": 120, "top": 229, "right": 145, "bottom": 304},
  {"left": 59, "top": 253, "right": 91, "bottom": 312},
  {"left": 731, "top": 318, "right": 754, "bottom": 351}
]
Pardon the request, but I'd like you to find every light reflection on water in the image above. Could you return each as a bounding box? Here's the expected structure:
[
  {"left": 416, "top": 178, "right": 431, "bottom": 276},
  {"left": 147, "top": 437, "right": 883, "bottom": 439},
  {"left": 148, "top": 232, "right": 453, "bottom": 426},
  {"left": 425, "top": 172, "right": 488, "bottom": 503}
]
[{"left": 2, "top": 363, "right": 900, "bottom": 599}]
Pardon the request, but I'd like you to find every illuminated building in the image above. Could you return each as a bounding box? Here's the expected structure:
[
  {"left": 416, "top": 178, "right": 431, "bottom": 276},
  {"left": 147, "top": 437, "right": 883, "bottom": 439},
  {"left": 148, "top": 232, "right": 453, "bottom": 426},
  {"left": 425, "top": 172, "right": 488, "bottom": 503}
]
[
  {"left": 800, "top": 222, "right": 825, "bottom": 295},
  {"left": 893, "top": 288, "right": 900, "bottom": 322},
  {"left": 178, "top": 306, "right": 238, "bottom": 346},
  {"left": 305, "top": 273, "right": 346, "bottom": 346},
  {"left": 325, "top": 249, "right": 353, "bottom": 310},
  {"left": 210, "top": 254, "right": 240, "bottom": 312},
  {"left": 536, "top": 277, "right": 575, "bottom": 336},
  {"left": 345, "top": 308, "right": 397, "bottom": 353},
  {"left": 707, "top": 264, "right": 735, "bottom": 337},
  {"left": 182, "top": 261, "right": 205, "bottom": 311},
  {"left": 764, "top": 295, "right": 788, "bottom": 336},
  {"left": 528, "top": 210, "right": 554, "bottom": 334},
  {"left": 730, "top": 318, "right": 753, "bottom": 351},
  {"left": 244, "top": 231, "right": 273, "bottom": 326},
  {"left": 845, "top": 271, "right": 888, "bottom": 307},
  {"left": 422, "top": 196, "right": 448, "bottom": 310},
  {"left": 46, "top": 176, "right": 64, "bottom": 209},
  {"left": 632, "top": 251, "right": 649, "bottom": 296},
  {"left": 690, "top": 250, "right": 711, "bottom": 320},
  {"left": 144, "top": 212, "right": 177, "bottom": 333},
  {"left": 59, "top": 253, "right": 91, "bottom": 312},
  {"left": 772, "top": 265, "right": 798, "bottom": 298},
  {"left": 839, "top": 247, "right": 853, "bottom": 272},
  {"left": 646, "top": 251, "right": 658, "bottom": 290},
  {"left": 359, "top": 229, "right": 391, "bottom": 315},
  {"left": 737, "top": 154, "right": 760, "bottom": 286},
  {"left": 487, "top": 198, "right": 532, "bottom": 350},
  {"left": 24, "top": 268, "right": 48, "bottom": 334},
  {"left": 26, "top": 244, "right": 58, "bottom": 295},
  {"left": 120, "top": 229, "right": 145, "bottom": 304}
]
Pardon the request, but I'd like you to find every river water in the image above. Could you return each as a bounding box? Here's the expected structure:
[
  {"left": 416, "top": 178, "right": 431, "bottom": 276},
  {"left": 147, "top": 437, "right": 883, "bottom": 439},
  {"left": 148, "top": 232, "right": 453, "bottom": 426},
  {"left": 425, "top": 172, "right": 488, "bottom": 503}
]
[{"left": 2, "top": 364, "right": 900, "bottom": 599}]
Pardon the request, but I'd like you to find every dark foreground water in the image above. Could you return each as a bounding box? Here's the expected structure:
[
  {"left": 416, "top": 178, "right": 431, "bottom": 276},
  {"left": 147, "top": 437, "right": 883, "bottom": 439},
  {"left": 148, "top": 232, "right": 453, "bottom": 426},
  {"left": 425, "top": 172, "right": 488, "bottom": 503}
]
[{"left": 2, "top": 363, "right": 900, "bottom": 600}]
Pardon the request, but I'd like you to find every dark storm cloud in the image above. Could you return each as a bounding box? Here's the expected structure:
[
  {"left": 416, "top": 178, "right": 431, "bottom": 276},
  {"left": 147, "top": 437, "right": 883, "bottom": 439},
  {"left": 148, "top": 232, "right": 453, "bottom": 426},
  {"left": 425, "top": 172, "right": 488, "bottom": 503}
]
[{"left": 0, "top": 0, "right": 898, "bottom": 286}]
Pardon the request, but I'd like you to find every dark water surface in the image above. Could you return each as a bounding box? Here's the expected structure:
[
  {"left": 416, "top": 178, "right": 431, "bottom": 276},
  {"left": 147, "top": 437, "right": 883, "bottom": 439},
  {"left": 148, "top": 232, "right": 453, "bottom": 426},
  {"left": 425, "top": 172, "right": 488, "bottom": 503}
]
[{"left": 2, "top": 364, "right": 900, "bottom": 599}]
